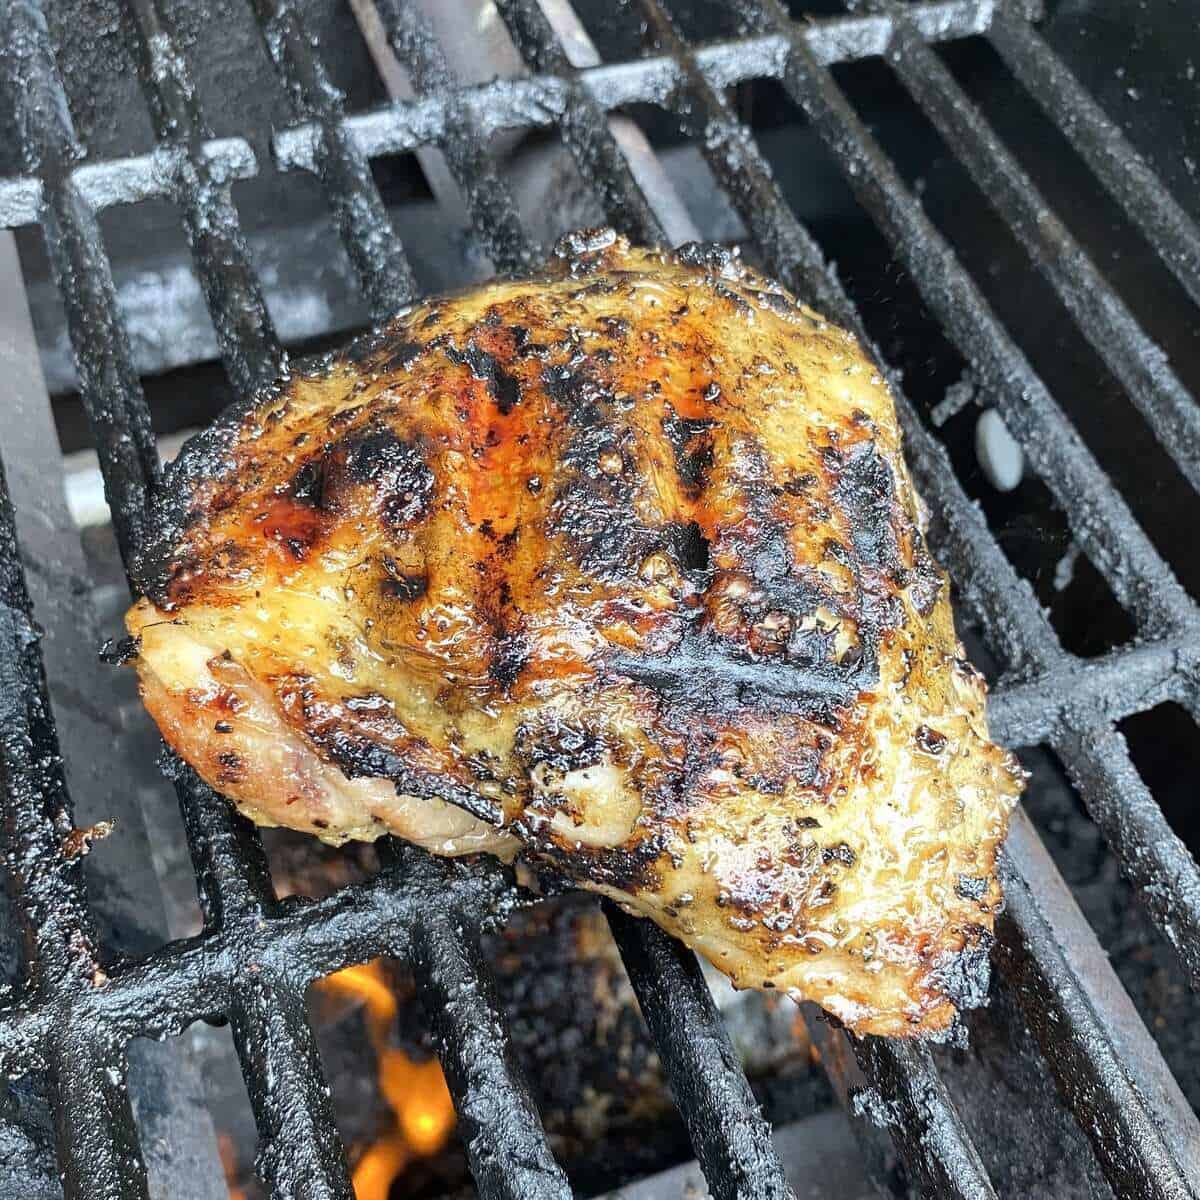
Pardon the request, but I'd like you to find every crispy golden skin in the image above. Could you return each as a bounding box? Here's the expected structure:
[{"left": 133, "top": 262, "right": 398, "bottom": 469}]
[{"left": 126, "top": 232, "right": 1022, "bottom": 1037}]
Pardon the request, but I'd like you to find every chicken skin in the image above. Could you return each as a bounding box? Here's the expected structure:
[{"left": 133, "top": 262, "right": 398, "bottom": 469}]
[{"left": 125, "top": 231, "right": 1022, "bottom": 1037}]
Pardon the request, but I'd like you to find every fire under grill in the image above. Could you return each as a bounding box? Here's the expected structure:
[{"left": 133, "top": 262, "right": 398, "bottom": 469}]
[{"left": 0, "top": 0, "right": 1197, "bottom": 1197}]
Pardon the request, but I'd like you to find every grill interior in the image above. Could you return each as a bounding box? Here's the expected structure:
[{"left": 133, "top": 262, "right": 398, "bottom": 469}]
[{"left": 0, "top": 0, "right": 1198, "bottom": 1197}]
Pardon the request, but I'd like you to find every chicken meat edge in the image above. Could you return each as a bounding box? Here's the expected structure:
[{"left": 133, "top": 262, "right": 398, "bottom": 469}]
[{"left": 125, "top": 230, "right": 1024, "bottom": 1038}]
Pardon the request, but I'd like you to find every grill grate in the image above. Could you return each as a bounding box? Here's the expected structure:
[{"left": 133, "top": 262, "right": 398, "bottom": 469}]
[{"left": 0, "top": 1, "right": 1197, "bottom": 1198}]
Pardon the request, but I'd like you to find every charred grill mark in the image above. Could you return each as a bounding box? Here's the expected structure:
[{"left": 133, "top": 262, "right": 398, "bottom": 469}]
[
  {"left": 516, "top": 823, "right": 666, "bottom": 893},
  {"left": 605, "top": 626, "right": 858, "bottom": 721},
  {"left": 550, "top": 418, "right": 656, "bottom": 579},
  {"left": 446, "top": 341, "right": 523, "bottom": 415},
  {"left": 828, "top": 439, "right": 903, "bottom": 582},
  {"left": 662, "top": 407, "right": 716, "bottom": 496},
  {"left": 277, "top": 677, "right": 502, "bottom": 825}
]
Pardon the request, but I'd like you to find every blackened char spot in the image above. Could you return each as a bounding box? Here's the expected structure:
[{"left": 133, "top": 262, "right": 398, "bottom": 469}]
[
  {"left": 378, "top": 340, "right": 423, "bottom": 373},
  {"left": 289, "top": 457, "right": 327, "bottom": 508},
  {"left": 446, "top": 341, "right": 522, "bottom": 414},
  {"left": 344, "top": 330, "right": 422, "bottom": 373},
  {"left": 514, "top": 718, "right": 607, "bottom": 775},
  {"left": 381, "top": 574, "right": 427, "bottom": 601},
  {"left": 673, "top": 241, "right": 739, "bottom": 277},
  {"left": 541, "top": 362, "right": 613, "bottom": 426},
  {"left": 830, "top": 439, "right": 902, "bottom": 578},
  {"left": 335, "top": 427, "right": 434, "bottom": 529},
  {"left": 662, "top": 407, "right": 716, "bottom": 495},
  {"left": 489, "top": 635, "right": 528, "bottom": 691},
  {"left": 663, "top": 520, "right": 710, "bottom": 573}
]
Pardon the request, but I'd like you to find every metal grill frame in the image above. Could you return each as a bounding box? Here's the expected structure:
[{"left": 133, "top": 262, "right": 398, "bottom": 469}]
[{"left": 0, "top": 0, "right": 1197, "bottom": 1197}]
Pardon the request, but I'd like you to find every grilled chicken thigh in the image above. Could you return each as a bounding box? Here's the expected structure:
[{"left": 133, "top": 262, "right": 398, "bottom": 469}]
[{"left": 126, "top": 231, "right": 1022, "bottom": 1037}]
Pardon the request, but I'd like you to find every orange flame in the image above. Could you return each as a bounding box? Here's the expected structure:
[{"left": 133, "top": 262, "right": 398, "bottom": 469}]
[
  {"left": 319, "top": 961, "right": 456, "bottom": 1200},
  {"left": 218, "top": 1132, "right": 249, "bottom": 1200}
]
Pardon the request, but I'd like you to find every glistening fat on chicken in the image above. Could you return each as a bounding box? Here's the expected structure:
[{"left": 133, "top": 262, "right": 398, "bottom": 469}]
[{"left": 123, "top": 230, "right": 1024, "bottom": 1038}]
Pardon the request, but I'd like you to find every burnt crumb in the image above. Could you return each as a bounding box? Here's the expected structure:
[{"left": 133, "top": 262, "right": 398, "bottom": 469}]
[
  {"left": 216, "top": 750, "right": 246, "bottom": 783},
  {"left": 214, "top": 720, "right": 233, "bottom": 734},
  {"left": 821, "top": 842, "right": 857, "bottom": 867},
  {"left": 312, "top": 818, "right": 330, "bottom": 830},
  {"left": 526, "top": 475, "right": 542, "bottom": 495},
  {"left": 381, "top": 573, "right": 428, "bottom": 602},
  {"left": 782, "top": 470, "right": 820, "bottom": 494},
  {"left": 702, "top": 381, "right": 722, "bottom": 402},
  {"left": 915, "top": 724, "right": 948, "bottom": 755},
  {"left": 955, "top": 875, "right": 990, "bottom": 902},
  {"left": 795, "top": 816, "right": 821, "bottom": 830},
  {"left": 100, "top": 634, "right": 141, "bottom": 666}
]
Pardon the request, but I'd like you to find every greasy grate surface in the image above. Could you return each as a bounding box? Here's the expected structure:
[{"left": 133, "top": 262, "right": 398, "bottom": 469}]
[{"left": 0, "top": 0, "right": 1198, "bottom": 1198}]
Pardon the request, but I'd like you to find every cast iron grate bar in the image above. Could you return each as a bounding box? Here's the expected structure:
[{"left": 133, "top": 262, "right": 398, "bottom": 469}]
[
  {"left": 0, "top": 0, "right": 1198, "bottom": 1197},
  {"left": 988, "top": 0, "right": 1200, "bottom": 313},
  {"left": 607, "top": 905, "right": 796, "bottom": 1200},
  {"left": 251, "top": 0, "right": 417, "bottom": 322},
  {"left": 1, "top": 0, "right": 161, "bottom": 578},
  {"left": 124, "top": 0, "right": 284, "bottom": 397},
  {"left": 0, "top": 2, "right": 565, "bottom": 1198},
  {"left": 0, "top": 453, "right": 150, "bottom": 1198},
  {"left": 373, "top": 0, "right": 541, "bottom": 273},
  {"left": 740, "top": 0, "right": 1196, "bottom": 636},
  {"left": 879, "top": 4, "right": 1200, "bottom": 495},
  {"left": 491, "top": 0, "right": 669, "bottom": 246}
]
